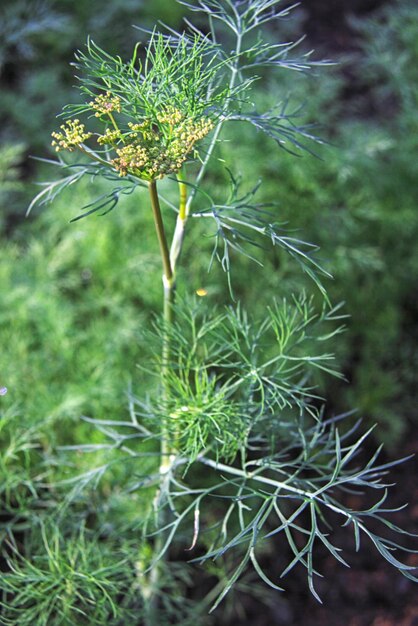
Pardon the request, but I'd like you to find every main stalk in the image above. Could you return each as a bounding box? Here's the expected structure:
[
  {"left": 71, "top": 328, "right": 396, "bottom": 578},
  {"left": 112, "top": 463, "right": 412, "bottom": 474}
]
[
  {"left": 145, "top": 175, "right": 190, "bottom": 623},
  {"left": 145, "top": 180, "right": 176, "bottom": 625}
]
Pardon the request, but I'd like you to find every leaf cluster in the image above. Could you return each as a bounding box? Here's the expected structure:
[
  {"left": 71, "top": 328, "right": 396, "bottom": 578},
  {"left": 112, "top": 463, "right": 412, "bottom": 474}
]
[
  {"left": 135, "top": 413, "right": 417, "bottom": 611},
  {"left": 0, "top": 523, "right": 138, "bottom": 626},
  {"left": 189, "top": 172, "right": 332, "bottom": 296},
  {"left": 122, "top": 296, "right": 344, "bottom": 463},
  {"left": 0, "top": 411, "right": 47, "bottom": 527},
  {"left": 73, "top": 294, "right": 417, "bottom": 608},
  {"left": 68, "top": 32, "right": 232, "bottom": 123}
]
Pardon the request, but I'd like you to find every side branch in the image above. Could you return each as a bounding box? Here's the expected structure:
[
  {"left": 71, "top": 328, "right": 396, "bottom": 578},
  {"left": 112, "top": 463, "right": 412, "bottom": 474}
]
[{"left": 170, "top": 171, "right": 188, "bottom": 272}]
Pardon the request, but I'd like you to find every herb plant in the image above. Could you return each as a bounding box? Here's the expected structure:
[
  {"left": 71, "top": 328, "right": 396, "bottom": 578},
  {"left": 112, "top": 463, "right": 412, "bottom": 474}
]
[{"left": 3, "top": 1, "right": 417, "bottom": 624}]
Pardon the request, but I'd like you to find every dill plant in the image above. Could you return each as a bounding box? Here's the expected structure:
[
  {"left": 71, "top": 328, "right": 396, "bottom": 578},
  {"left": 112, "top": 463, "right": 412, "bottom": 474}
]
[{"left": 4, "top": 0, "right": 416, "bottom": 624}]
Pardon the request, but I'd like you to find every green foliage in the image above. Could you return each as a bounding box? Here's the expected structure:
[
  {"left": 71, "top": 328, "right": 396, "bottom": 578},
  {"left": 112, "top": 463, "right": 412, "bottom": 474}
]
[
  {"left": 0, "top": 143, "right": 25, "bottom": 191},
  {"left": 191, "top": 174, "right": 332, "bottom": 297},
  {"left": 187, "top": 420, "right": 417, "bottom": 610},
  {"left": 350, "top": 0, "right": 418, "bottom": 115},
  {"left": 209, "top": 0, "right": 418, "bottom": 441},
  {"left": 135, "top": 296, "right": 344, "bottom": 462},
  {"left": 0, "top": 410, "right": 47, "bottom": 526},
  {"left": 71, "top": 34, "right": 232, "bottom": 121},
  {"left": 0, "top": 0, "right": 183, "bottom": 151},
  {"left": 0, "top": 0, "right": 68, "bottom": 71},
  {"left": 1, "top": 1, "right": 417, "bottom": 624},
  {"left": 323, "top": 1, "right": 418, "bottom": 436},
  {"left": 83, "top": 298, "right": 417, "bottom": 611},
  {"left": 0, "top": 523, "right": 139, "bottom": 625},
  {"left": 0, "top": 180, "right": 160, "bottom": 431},
  {"left": 30, "top": 0, "right": 331, "bottom": 291},
  {"left": 0, "top": 143, "right": 25, "bottom": 229}
]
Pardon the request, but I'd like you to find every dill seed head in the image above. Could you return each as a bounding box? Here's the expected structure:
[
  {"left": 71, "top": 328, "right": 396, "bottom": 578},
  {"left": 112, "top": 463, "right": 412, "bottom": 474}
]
[{"left": 51, "top": 119, "right": 92, "bottom": 151}]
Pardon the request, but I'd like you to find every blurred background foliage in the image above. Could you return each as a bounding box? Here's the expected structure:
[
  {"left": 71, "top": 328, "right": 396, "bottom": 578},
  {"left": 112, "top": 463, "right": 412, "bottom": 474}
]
[{"left": 0, "top": 0, "right": 417, "bottom": 621}]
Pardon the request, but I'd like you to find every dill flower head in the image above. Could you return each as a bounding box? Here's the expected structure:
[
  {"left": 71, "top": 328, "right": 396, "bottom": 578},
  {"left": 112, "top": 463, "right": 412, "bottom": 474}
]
[
  {"left": 50, "top": 104, "right": 213, "bottom": 180},
  {"left": 156, "top": 106, "right": 183, "bottom": 126},
  {"left": 51, "top": 32, "right": 224, "bottom": 180},
  {"left": 97, "top": 128, "right": 123, "bottom": 145},
  {"left": 111, "top": 143, "right": 150, "bottom": 178},
  {"left": 51, "top": 120, "right": 92, "bottom": 152},
  {"left": 89, "top": 91, "right": 122, "bottom": 117},
  {"left": 111, "top": 107, "right": 214, "bottom": 180}
]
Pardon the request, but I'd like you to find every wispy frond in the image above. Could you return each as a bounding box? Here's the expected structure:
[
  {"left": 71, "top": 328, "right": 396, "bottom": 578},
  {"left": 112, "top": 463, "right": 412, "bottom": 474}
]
[
  {"left": 192, "top": 172, "right": 332, "bottom": 296},
  {"left": 27, "top": 157, "right": 145, "bottom": 220},
  {"left": 229, "top": 101, "right": 326, "bottom": 156},
  {"left": 149, "top": 414, "right": 417, "bottom": 608}
]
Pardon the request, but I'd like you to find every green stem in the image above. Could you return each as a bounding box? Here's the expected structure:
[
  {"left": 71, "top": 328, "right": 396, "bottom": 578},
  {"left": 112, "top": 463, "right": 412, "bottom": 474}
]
[
  {"left": 146, "top": 180, "right": 176, "bottom": 625},
  {"left": 170, "top": 170, "right": 188, "bottom": 273},
  {"left": 148, "top": 180, "right": 173, "bottom": 285},
  {"left": 198, "top": 456, "right": 312, "bottom": 498},
  {"left": 178, "top": 169, "right": 188, "bottom": 221},
  {"left": 143, "top": 25, "right": 244, "bottom": 621},
  {"left": 186, "top": 31, "right": 243, "bottom": 215},
  {"left": 107, "top": 111, "right": 120, "bottom": 134},
  {"left": 148, "top": 179, "right": 174, "bottom": 432}
]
